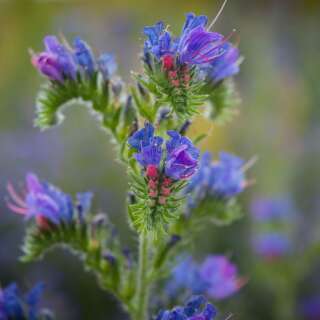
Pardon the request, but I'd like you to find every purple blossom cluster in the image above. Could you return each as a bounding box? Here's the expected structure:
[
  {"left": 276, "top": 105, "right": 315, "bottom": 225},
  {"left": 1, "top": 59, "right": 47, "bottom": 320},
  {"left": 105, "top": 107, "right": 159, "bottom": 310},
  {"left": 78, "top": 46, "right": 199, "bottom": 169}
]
[
  {"left": 128, "top": 123, "right": 199, "bottom": 204},
  {"left": 251, "top": 197, "right": 294, "bottom": 260},
  {"left": 143, "top": 13, "right": 241, "bottom": 83},
  {"left": 166, "top": 255, "right": 244, "bottom": 300},
  {"left": 186, "top": 151, "right": 247, "bottom": 211},
  {"left": 0, "top": 282, "right": 46, "bottom": 320},
  {"left": 156, "top": 295, "right": 217, "bottom": 320},
  {"left": 32, "top": 35, "right": 117, "bottom": 83},
  {"left": 300, "top": 296, "right": 320, "bottom": 320},
  {"left": 7, "top": 173, "right": 92, "bottom": 229}
]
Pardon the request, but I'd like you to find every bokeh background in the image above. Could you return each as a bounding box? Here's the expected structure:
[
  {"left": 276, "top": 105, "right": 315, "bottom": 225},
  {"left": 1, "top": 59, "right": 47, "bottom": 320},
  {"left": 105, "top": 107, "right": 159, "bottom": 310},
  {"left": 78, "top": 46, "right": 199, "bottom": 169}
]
[{"left": 1, "top": 0, "right": 320, "bottom": 319}]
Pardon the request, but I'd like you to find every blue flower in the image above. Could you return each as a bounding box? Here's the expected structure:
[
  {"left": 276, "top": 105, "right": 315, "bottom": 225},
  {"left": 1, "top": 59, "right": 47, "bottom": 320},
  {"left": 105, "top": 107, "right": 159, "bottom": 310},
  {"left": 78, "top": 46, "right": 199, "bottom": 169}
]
[
  {"left": 143, "top": 22, "right": 174, "bottom": 59},
  {"left": 134, "top": 136, "right": 163, "bottom": 167},
  {"left": 205, "top": 42, "right": 240, "bottom": 83},
  {"left": 73, "top": 36, "right": 96, "bottom": 76},
  {"left": 165, "top": 131, "right": 199, "bottom": 180},
  {"left": 7, "top": 173, "right": 92, "bottom": 228},
  {"left": 250, "top": 197, "right": 294, "bottom": 221},
  {"left": 128, "top": 122, "right": 155, "bottom": 152},
  {"left": 32, "top": 35, "right": 77, "bottom": 82},
  {"left": 253, "top": 233, "right": 291, "bottom": 259},
  {"left": 166, "top": 257, "right": 208, "bottom": 297},
  {"left": 1, "top": 282, "right": 45, "bottom": 320},
  {"left": 156, "top": 295, "right": 217, "bottom": 320},
  {"left": 187, "top": 151, "right": 246, "bottom": 206},
  {"left": 97, "top": 53, "right": 117, "bottom": 80}
]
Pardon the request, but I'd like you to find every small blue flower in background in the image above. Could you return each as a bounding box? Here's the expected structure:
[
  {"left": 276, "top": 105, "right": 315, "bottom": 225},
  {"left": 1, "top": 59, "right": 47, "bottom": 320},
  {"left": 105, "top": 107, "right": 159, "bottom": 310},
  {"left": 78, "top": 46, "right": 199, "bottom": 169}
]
[
  {"left": 156, "top": 295, "right": 217, "bottom": 320},
  {"left": 166, "top": 255, "right": 244, "bottom": 301},
  {"left": 199, "top": 255, "right": 245, "bottom": 300},
  {"left": 251, "top": 197, "right": 294, "bottom": 221},
  {"left": 7, "top": 173, "right": 92, "bottom": 228},
  {"left": 73, "top": 36, "right": 96, "bottom": 77},
  {"left": 97, "top": 53, "right": 118, "bottom": 81},
  {"left": 252, "top": 233, "right": 292, "bottom": 260},
  {"left": 166, "top": 257, "right": 208, "bottom": 297},
  {"left": 0, "top": 282, "right": 46, "bottom": 320},
  {"left": 299, "top": 296, "right": 320, "bottom": 320},
  {"left": 165, "top": 131, "right": 199, "bottom": 180}
]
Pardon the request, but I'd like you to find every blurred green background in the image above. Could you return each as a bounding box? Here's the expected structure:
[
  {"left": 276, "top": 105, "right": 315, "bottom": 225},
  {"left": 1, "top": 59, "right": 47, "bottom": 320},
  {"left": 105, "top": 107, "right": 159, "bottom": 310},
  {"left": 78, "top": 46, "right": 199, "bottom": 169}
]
[{"left": 1, "top": 0, "right": 320, "bottom": 319}]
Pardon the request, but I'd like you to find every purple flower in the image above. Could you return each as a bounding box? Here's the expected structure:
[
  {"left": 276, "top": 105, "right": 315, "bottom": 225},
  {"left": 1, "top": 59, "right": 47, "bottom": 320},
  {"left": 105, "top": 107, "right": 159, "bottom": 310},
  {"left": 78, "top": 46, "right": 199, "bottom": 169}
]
[
  {"left": 251, "top": 197, "right": 294, "bottom": 221},
  {"left": 205, "top": 42, "right": 240, "bottom": 83},
  {"left": 32, "top": 35, "right": 76, "bottom": 82},
  {"left": 0, "top": 282, "right": 45, "bottom": 320},
  {"left": 7, "top": 173, "right": 91, "bottom": 228},
  {"left": 73, "top": 36, "right": 96, "bottom": 76},
  {"left": 128, "top": 122, "right": 155, "bottom": 152},
  {"left": 253, "top": 233, "right": 291, "bottom": 259},
  {"left": 134, "top": 136, "right": 163, "bottom": 167},
  {"left": 97, "top": 53, "right": 117, "bottom": 80},
  {"left": 300, "top": 296, "right": 320, "bottom": 320},
  {"left": 166, "top": 257, "right": 208, "bottom": 297},
  {"left": 178, "top": 26, "right": 225, "bottom": 65},
  {"left": 156, "top": 295, "right": 217, "bottom": 320},
  {"left": 187, "top": 152, "right": 247, "bottom": 206},
  {"left": 165, "top": 131, "right": 199, "bottom": 180},
  {"left": 199, "top": 255, "right": 244, "bottom": 300},
  {"left": 143, "top": 21, "right": 174, "bottom": 59},
  {"left": 143, "top": 13, "right": 229, "bottom": 69}
]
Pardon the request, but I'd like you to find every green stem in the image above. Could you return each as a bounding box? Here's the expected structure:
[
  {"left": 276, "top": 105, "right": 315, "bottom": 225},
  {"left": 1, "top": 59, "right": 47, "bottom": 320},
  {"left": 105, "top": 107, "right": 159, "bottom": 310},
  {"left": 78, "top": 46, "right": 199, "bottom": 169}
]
[{"left": 135, "top": 232, "right": 150, "bottom": 320}]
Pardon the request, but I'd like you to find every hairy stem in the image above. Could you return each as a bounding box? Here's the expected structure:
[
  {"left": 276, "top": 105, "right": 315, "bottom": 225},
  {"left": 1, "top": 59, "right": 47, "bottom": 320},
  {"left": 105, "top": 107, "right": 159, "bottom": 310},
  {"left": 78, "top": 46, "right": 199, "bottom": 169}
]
[{"left": 135, "top": 232, "right": 150, "bottom": 320}]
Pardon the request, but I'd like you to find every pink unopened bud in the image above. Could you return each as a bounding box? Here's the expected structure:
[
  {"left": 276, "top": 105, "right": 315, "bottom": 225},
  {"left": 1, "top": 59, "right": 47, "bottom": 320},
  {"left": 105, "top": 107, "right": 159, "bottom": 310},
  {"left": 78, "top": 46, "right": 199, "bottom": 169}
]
[
  {"left": 36, "top": 215, "right": 50, "bottom": 230},
  {"left": 171, "top": 79, "right": 180, "bottom": 87},
  {"left": 162, "top": 54, "right": 175, "bottom": 71},
  {"left": 168, "top": 70, "right": 178, "bottom": 79},
  {"left": 148, "top": 179, "right": 158, "bottom": 190},
  {"left": 159, "top": 196, "right": 166, "bottom": 205},
  {"left": 161, "top": 187, "right": 171, "bottom": 197},
  {"left": 148, "top": 190, "right": 158, "bottom": 198},
  {"left": 146, "top": 165, "right": 158, "bottom": 179},
  {"left": 162, "top": 178, "right": 172, "bottom": 187}
]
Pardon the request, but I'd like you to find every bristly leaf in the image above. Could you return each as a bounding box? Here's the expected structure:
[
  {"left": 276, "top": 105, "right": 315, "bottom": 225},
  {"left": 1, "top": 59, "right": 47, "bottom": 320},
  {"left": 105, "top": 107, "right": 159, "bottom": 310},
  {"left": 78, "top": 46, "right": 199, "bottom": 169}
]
[
  {"left": 205, "top": 79, "right": 240, "bottom": 124},
  {"left": 128, "top": 169, "right": 187, "bottom": 235},
  {"left": 35, "top": 73, "right": 108, "bottom": 130},
  {"left": 136, "top": 56, "right": 208, "bottom": 121}
]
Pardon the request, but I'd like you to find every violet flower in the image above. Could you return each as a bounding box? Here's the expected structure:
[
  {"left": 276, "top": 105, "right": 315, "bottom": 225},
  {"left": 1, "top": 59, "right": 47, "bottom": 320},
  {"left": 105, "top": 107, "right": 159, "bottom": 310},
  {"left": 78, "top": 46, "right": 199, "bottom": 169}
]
[
  {"left": 156, "top": 295, "right": 217, "bottom": 320},
  {"left": 165, "top": 131, "right": 199, "bottom": 180},
  {"left": 7, "top": 173, "right": 92, "bottom": 228},
  {"left": 200, "top": 255, "right": 244, "bottom": 300},
  {"left": 253, "top": 233, "right": 291, "bottom": 259},
  {"left": 205, "top": 42, "right": 240, "bottom": 83},
  {"left": 0, "top": 282, "right": 45, "bottom": 320},
  {"left": 32, "top": 35, "right": 76, "bottom": 82}
]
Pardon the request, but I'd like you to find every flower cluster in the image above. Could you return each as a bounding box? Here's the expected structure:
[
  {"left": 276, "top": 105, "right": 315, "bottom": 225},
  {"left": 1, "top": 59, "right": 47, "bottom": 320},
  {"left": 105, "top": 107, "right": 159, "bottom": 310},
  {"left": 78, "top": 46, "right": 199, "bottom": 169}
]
[
  {"left": 186, "top": 151, "right": 247, "bottom": 212},
  {"left": 166, "top": 255, "right": 244, "bottom": 300},
  {"left": 299, "top": 296, "right": 320, "bottom": 320},
  {"left": 7, "top": 173, "right": 92, "bottom": 229},
  {"left": 128, "top": 123, "right": 199, "bottom": 205},
  {"left": 251, "top": 197, "right": 294, "bottom": 260},
  {"left": 156, "top": 295, "right": 217, "bottom": 320},
  {"left": 32, "top": 35, "right": 117, "bottom": 83},
  {"left": 0, "top": 282, "right": 47, "bottom": 320},
  {"left": 143, "top": 12, "right": 240, "bottom": 84}
]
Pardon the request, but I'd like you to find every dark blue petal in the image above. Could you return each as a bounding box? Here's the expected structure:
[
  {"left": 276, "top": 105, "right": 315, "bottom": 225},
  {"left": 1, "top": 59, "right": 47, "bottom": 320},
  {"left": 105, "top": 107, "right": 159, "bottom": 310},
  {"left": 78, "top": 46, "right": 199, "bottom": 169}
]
[{"left": 73, "top": 36, "right": 96, "bottom": 76}]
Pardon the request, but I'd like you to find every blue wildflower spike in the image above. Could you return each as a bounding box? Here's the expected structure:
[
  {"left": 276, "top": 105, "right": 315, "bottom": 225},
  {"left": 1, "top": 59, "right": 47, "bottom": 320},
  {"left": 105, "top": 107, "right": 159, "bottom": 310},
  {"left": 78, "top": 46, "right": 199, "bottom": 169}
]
[{"left": 127, "top": 123, "right": 199, "bottom": 233}]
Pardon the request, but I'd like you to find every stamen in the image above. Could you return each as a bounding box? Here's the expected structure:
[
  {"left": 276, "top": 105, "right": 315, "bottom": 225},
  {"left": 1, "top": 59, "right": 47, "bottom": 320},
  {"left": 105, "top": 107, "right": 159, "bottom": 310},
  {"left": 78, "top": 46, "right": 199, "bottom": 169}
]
[
  {"left": 241, "top": 155, "right": 259, "bottom": 173},
  {"left": 225, "top": 313, "right": 234, "bottom": 320},
  {"left": 208, "top": 0, "right": 228, "bottom": 31},
  {"left": 6, "top": 202, "right": 28, "bottom": 215},
  {"left": 7, "top": 183, "right": 27, "bottom": 208}
]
